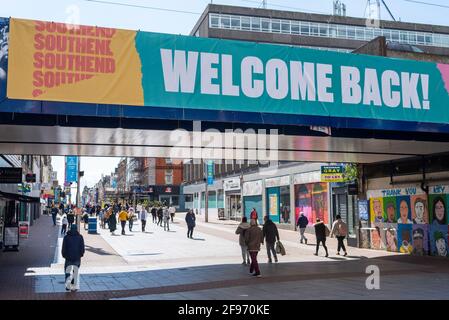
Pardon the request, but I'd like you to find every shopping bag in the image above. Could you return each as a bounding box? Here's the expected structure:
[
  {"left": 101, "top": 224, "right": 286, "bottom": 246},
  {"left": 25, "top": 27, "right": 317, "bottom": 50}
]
[{"left": 276, "top": 241, "right": 286, "bottom": 256}]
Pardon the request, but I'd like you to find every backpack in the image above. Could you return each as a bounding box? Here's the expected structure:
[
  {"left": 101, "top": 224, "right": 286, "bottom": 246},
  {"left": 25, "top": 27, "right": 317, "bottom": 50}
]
[{"left": 338, "top": 221, "right": 348, "bottom": 236}]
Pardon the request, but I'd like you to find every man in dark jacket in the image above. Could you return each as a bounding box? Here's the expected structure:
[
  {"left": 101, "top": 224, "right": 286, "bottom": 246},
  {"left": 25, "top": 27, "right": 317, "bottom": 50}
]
[
  {"left": 263, "top": 216, "right": 280, "bottom": 263},
  {"left": 313, "top": 218, "right": 329, "bottom": 257},
  {"left": 185, "top": 209, "right": 196, "bottom": 239},
  {"left": 296, "top": 212, "right": 309, "bottom": 244},
  {"left": 51, "top": 205, "right": 59, "bottom": 226},
  {"left": 62, "top": 224, "right": 85, "bottom": 291}
]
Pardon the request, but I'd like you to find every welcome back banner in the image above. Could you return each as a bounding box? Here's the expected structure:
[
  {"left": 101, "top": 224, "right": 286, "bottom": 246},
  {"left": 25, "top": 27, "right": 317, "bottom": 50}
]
[{"left": 7, "top": 18, "right": 449, "bottom": 124}]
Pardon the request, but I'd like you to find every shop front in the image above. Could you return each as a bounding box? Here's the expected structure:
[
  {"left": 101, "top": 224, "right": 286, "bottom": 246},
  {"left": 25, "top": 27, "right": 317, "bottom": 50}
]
[
  {"left": 223, "top": 177, "right": 242, "bottom": 221},
  {"left": 265, "top": 175, "right": 291, "bottom": 225},
  {"left": 156, "top": 185, "right": 180, "bottom": 208},
  {"left": 242, "top": 180, "right": 263, "bottom": 225},
  {"left": 332, "top": 183, "right": 358, "bottom": 247},
  {"left": 293, "top": 171, "right": 330, "bottom": 229}
]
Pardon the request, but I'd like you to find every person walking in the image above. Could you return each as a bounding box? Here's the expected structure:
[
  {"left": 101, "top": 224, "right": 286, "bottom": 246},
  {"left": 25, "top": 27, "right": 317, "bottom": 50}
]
[
  {"left": 235, "top": 216, "right": 251, "bottom": 265},
  {"left": 118, "top": 208, "right": 128, "bottom": 235},
  {"left": 313, "top": 218, "right": 329, "bottom": 257},
  {"left": 157, "top": 206, "right": 163, "bottom": 227},
  {"left": 151, "top": 206, "right": 157, "bottom": 224},
  {"left": 250, "top": 208, "right": 258, "bottom": 223},
  {"left": 296, "top": 212, "right": 309, "bottom": 244},
  {"left": 82, "top": 210, "right": 89, "bottom": 231},
  {"left": 128, "top": 207, "right": 135, "bottom": 232},
  {"left": 61, "top": 214, "right": 68, "bottom": 236},
  {"left": 244, "top": 219, "right": 264, "bottom": 277},
  {"left": 62, "top": 224, "right": 85, "bottom": 291},
  {"left": 98, "top": 209, "right": 105, "bottom": 229},
  {"left": 51, "top": 204, "right": 59, "bottom": 226},
  {"left": 262, "top": 216, "right": 280, "bottom": 263},
  {"left": 330, "top": 214, "right": 348, "bottom": 256},
  {"left": 108, "top": 208, "right": 117, "bottom": 235},
  {"left": 169, "top": 205, "right": 176, "bottom": 223},
  {"left": 140, "top": 206, "right": 148, "bottom": 232},
  {"left": 67, "top": 210, "right": 75, "bottom": 230},
  {"left": 185, "top": 209, "right": 196, "bottom": 239},
  {"left": 163, "top": 206, "right": 170, "bottom": 231}
]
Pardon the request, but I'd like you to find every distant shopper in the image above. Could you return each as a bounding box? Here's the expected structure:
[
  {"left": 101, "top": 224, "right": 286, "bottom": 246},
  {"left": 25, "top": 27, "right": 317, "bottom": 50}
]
[
  {"left": 51, "top": 205, "right": 59, "bottom": 226},
  {"left": 157, "top": 207, "right": 163, "bottom": 226},
  {"left": 82, "top": 210, "right": 89, "bottom": 230},
  {"left": 140, "top": 206, "right": 148, "bottom": 232},
  {"left": 128, "top": 207, "right": 135, "bottom": 232},
  {"left": 169, "top": 205, "right": 176, "bottom": 223},
  {"left": 296, "top": 212, "right": 309, "bottom": 244},
  {"left": 67, "top": 210, "right": 75, "bottom": 229},
  {"left": 62, "top": 224, "right": 85, "bottom": 292},
  {"left": 235, "top": 216, "right": 251, "bottom": 265},
  {"left": 244, "top": 219, "right": 264, "bottom": 277},
  {"left": 330, "top": 215, "right": 348, "bottom": 256},
  {"left": 118, "top": 209, "right": 128, "bottom": 235},
  {"left": 250, "top": 208, "right": 258, "bottom": 223},
  {"left": 313, "top": 218, "right": 329, "bottom": 257},
  {"left": 263, "top": 216, "right": 280, "bottom": 263},
  {"left": 108, "top": 209, "right": 117, "bottom": 235},
  {"left": 61, "top": 215, "right": 68, "bottom": 236},
  {"left": 185, "top": 209, "right": 196, "bottom": 239},
  {"left": 151, "top": 207, "right": 157, "bottom": 224},
  {"left": 163, "top": 206, "right": 170, "bottom": 231},
  {"left": 98, "top": 209, "right": 105, "bottom": 229}
]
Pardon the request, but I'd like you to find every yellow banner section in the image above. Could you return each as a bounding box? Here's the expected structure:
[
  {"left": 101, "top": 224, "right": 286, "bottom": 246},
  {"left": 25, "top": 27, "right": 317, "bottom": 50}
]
[{"left": 7, "top": 18, "right": 143, "bottom": 105}]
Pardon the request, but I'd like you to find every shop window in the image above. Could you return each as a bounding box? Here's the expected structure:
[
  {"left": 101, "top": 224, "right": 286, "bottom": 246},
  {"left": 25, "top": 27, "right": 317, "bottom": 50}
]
[
  {"left": 279, "top": 186, "right": 291, "bottom": 224},
  {"left": 231, "top": 16, "right": 241, "bottom": 30},
  {"left": 241, "top": 16, "right": 251, "bottom": 30},
  {"left": 261, "top": 18, "right": 270, "bottom": 32},
  {"left": 221, "top": 16, "right": 231, "bottom": 29},
  {"left": 251, "top": 17, "right": 261, "bottom": 31},
  {"left": 291, "top": 22, "right": 300, "bottom": 35},
  {"left": 281, "top": 20, "right": 290, "bottom": 33},
  {"left": 271, "top": 19, "right": 281, "bottom": 33}
]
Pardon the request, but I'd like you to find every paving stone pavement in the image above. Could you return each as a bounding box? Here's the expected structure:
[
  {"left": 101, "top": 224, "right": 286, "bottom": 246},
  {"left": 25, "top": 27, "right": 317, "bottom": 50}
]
[{"left": 2, "top": 212, "right": 449, "bottom": 299}]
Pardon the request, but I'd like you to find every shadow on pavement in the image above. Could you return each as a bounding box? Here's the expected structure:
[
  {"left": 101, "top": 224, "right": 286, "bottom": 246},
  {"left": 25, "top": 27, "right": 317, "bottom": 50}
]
[
  {"left": 192, "top": 238, "right": 206, "bottom": 241},
  {"left": 127, "top": 253, "right": 162, "bottom": 256},
  {"left": 85, "top": 245, "right": 117, "bottom": 256}
]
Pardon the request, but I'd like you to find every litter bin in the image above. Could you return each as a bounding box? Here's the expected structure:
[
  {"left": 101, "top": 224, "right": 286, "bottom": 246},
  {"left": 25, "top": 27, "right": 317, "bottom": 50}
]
[{"left": 88, "top": 216, "right": 97, "bottom": 234}]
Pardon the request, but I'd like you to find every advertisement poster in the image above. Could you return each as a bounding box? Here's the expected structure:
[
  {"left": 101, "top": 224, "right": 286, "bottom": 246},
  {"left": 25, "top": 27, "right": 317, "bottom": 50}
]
[
  {"left": 269, "top": 193, "right": 278, "bottom": 216},
  {"left": 19, "top": 221, "right": 29, "bottom": 238},
  {"left": 294, "top": 182, "right": 328, "bottom": 225},
  {"left": 7, "top": 18, "right": 449, "bottom": 126},
  {"left": 4, "top": 226, "right": 19, "bottom": 248}
]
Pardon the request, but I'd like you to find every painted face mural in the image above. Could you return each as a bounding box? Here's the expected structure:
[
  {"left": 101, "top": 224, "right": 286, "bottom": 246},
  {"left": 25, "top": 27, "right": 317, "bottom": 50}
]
[
  {"left": 373, "top": 199, "right": 383, "bottom": 221},
  {"left": 434, "top": 199, "right": 446, "bottom": 224},
  {"left": 436, "top": 238, "right": 448, "bottom": 257},
  {"left": 387, "top": 203, "right": 396, "bottom": 223},
  {"left": 413, "top": 199, "right": 425, "bottom": 223},
  {"left": 386, "top": 229, "right": 397, "bottom": 252},
  {"left": 399, "top": 200, "right": 410, "bottom": 223}
]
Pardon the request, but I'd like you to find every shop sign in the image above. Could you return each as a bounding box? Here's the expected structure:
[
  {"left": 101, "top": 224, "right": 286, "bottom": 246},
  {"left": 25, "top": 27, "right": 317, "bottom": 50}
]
[
  {"left": 265, "top": 175, "right": 290, "bottom": 188},
  {"left": 293, "top": 171, "right": 321, "bottom": 185},
  {"left": 65, "top": 156, "right": 78, "bottom": 183},
  {"left": 321, "top": 166, "right": 344, "bottom": 182},
  {"left": 4, "top": 226, "right": 19, "bottom": 248},
  {"left": 19, "top": 221, "right": 29, "bottom": 238},
  {"left": 0, "top": 167, "right": 22, "bottom": 183},
  {"left": 207, "top": 160, "right": 214, "bottom": 185},
  {"left": 243, "top": 180, "right": 263, "bottom": 196},
  {"left": 224, "top": 178, "right": 240, "bottom": 191}
]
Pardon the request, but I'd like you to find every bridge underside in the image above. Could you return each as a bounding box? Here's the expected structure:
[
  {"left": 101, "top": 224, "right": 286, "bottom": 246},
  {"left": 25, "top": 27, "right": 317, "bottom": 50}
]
[{"left": 1, "top": 124, "right": 448, "bottom": 163}]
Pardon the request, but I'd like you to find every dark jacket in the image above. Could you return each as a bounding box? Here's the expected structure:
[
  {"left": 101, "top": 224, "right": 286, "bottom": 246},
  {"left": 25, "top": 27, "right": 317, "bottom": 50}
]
[
  {"left": 185, "top": 212, "right": 196, "bottom": 227},
  {"left": 314, "top": 221, "right": 327, "bottom": 241},
  {"left": 151, "top": 208, "right": 157, "bottom": 216},
  {"left": 67, "top": 213, "right": 75, "bottom": 224},
  {"left": 263, "top": 219, "right": 280, "bottom": 244},
  {"left": 157, "top": 208, "right": 163, "bottom": 217},
  {"left": 62, "top": 230, "right": 85, "bottom": 261},
  {"left": 51, "top": 207, "right": 59, "bottom": 216},
  {"left": 108, "top": 213, "right": 117, "bottom": 231},
  {"left": 297, "top": 215, "right": 309, "bottom": 229}
]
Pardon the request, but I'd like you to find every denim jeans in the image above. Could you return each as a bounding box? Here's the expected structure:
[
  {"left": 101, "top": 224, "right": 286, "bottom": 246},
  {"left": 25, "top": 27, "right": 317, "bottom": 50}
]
[
  {"left": 164, "top": 219, "right": 170, "bottom": 231},
  {"left": 121, "top": 221, "right": 126, "bottom": 234},
  {"left": 266, "top": 242, "right": 277, "bottom": 261},
  {"left": 141, "top": 220, "right": 147, "bottom": 232},
  {"left": 337, "top": 236, "right": 347, "bottom": 253},
  {"left": 64, "top": 259, "right": 81, "bottom": 289},
  {"left": 299, "top": 228, "right": 307, "bottom": 242}
]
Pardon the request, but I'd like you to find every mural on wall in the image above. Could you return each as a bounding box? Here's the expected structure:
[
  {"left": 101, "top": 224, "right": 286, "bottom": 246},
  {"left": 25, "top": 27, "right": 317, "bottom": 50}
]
[
  {"left": 430, "top": 224, "right": 448, "bottom": 257},
  {"left": 370, "top": 223, "right": 386, "bottom": 250},
  {"left": 360, "top": 227, "right": 371, "bottom": 249},
  {"left": 398, "top": 224, "right": 413, "bottom": 254},
  {"left": 412, "top": 224, "right": 429, "bottom": 256},
  {"left": 368, "top": 186, "right": 449, "bottom": 257},
  {"left": 294, "top": 183, "right": 328, "bottom": 225}
]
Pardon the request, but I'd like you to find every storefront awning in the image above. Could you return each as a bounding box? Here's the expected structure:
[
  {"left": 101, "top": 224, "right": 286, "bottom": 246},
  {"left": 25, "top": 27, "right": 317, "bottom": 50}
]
[{"left": 0, "top": 191, "right": 40, "bottom": 203}]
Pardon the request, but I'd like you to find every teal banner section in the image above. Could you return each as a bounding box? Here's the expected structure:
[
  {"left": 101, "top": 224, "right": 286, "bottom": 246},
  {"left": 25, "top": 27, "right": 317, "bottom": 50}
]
[{"left": 135, "top": 31, "right": 449, "bottom": 124}]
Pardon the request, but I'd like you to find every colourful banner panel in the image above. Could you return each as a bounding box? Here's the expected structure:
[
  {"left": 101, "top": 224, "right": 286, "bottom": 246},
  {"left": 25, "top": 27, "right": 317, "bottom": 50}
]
[
  {"left": 7, "top": 18, "right": 143, "bottom": 105},
  {"left": 6, "top": 18, "right": 449, "bottom": 125}
]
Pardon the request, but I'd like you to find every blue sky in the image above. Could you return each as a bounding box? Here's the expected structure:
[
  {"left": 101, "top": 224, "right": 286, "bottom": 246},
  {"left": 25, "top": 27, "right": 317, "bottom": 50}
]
[{"left": 3, "top": 0, "right": 449, "bottom": 34}]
